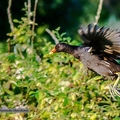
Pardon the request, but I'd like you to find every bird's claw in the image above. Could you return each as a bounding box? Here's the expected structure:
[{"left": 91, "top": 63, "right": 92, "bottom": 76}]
[{"left": 105, "top": 84, "right": 120, "bottom": 100}]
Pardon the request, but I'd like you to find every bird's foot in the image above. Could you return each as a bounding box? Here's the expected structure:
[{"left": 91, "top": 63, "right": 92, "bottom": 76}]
[
  {"left": 104, "top": 84, "right": 120, "bottom": 100},
  {"left": 104, "top": 73, "right": 120, "bottom": 100}
]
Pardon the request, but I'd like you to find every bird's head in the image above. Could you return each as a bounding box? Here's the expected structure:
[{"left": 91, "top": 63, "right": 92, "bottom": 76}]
[
  {"left": 50, "top": 43, "right": 69, "bottom": 54},
  {"left": 50, "top": 42, "right": 82, "bottom": 60}
]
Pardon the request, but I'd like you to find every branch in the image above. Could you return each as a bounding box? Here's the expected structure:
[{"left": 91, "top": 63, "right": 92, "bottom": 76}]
[
  {"left": 7, "top": 0, "right": 14, "bottom": 31},
  {"left": 31, "top": 0, "right": 38, "bottom": 43},
  {"left": 45, "top": 28, "right": 59, "bottom": 44},
  {"left": 94, "top": 0, "right": 103, "bottom": 25},
  {"left": 28, "top": 0, "right": 31, "bottom": 22},
  {"left": 7, "top": 0, "right": 14, "bottom": 53}
]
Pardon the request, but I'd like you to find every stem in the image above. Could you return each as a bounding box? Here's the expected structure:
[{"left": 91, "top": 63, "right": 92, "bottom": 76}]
[
  {"left": 94, "top": 0, "right": 103, "bottom": 25},
  {"left": 7, "top": 0, "right": 14, "bottom": 53},
  {"left": 28, "top": 0, "right": 31, "bottom": 22},
  {"left": 7, "top": 0, "right": 14, "bottom": 31},
  {"left": 45, "top": 28, "right": 59, "bottom": 44},
  {"left": 31, "top": 0, "right": 38, "bottom": 47}
]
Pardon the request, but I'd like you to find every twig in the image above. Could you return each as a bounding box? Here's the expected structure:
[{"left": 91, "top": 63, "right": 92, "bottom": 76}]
[
  {"left": 94, "top": 0, "right": 103, "bottom": 25},
  {"left": 28, "top": 0, "right": 31, "bottom": 22},
  {"left": 7, "top": 0, "right": 14, "bottom": 53},
  {"left": 7, "top": 0, "right": 14, "bottom": 31},
  {"left": 7, "top": 38, "right": 11, "bottom": 53},
  {"left": 31, "top": 0, "right": 38, "bottom": 45},
  {"left": 45, "top": 28, "right": 59, "bottom": 44}
]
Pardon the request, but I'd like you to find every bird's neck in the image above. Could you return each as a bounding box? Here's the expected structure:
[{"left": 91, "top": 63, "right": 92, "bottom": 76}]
[
  {"left": 62, "top": 44, "right": 78, "bottom": 54},
  {"left": 60, "top": 44, "right": 83, "bottom": 59},
  {"left": 61, "top": 45, "right": 91, "bottom": 60}
]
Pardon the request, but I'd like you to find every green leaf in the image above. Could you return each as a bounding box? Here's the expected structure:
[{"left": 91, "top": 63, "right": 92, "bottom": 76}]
[
  {"left": 55, "top": 27, "right": 61, "bottom": 31},
  {"left": 13, "top": 19, "right": 21, "bottom": 23}
]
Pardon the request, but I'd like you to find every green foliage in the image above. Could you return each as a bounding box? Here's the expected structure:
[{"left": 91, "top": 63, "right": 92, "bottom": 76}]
[
  {"left": 1, "top": 27, "right": 120, "bottom": 119},
  {"left": 52, "top": 27, "right": 81, "bottom": 45},
  {"left": 0, "top": 42, "right": 7, "bottom": 53},
  {"left": 7, "top": 4, "right": 37, "bottom": 58},
  {"left": 8, "top": 17, "right": 34, "bottom": 44},
  {"left": 0, "top": 42, "right": 120, "bottom": 119},
  {"left": 1, "top": 20, "right": 120, "bottom": 119}
]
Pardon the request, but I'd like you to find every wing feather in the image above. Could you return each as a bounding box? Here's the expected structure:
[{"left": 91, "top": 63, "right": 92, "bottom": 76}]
[{"left": 78, "top": 24, "right": 120, "bottom": 59}]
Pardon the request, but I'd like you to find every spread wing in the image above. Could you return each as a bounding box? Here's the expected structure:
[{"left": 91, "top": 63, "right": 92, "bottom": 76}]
[{"left": 78, "top": 24, "right": 120, "bottom": 59}]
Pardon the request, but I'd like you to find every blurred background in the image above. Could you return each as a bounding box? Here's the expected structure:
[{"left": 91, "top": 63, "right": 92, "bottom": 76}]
[{"left": 1, "top": 0, "right": 120, "bottom": 42}]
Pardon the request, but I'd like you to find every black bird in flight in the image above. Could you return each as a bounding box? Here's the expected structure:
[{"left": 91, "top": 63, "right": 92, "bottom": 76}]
[{"left": 50, "top": 24, "right": 120, "bottom": 100}]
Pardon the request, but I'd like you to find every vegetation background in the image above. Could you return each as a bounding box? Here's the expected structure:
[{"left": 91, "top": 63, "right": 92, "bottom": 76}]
[{"left": 0, "top": 0, "right": 120, "bottom": 119}]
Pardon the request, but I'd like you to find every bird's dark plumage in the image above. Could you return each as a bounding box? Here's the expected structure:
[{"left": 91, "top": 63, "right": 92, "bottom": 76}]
[
  {"left": 79, "top": 24, "right": 120, "bottom": 59},
  {"left": 51, "top": 24, "right": 120, "bottom": 77}
]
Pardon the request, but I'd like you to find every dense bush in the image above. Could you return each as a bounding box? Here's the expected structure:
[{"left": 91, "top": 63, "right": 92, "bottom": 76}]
[{"left": 0, "top": 31, "right": 120, "bottom": 119}]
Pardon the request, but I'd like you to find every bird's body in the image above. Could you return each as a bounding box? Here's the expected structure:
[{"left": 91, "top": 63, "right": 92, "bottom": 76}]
[
  {"left": 76, "top": 47, "right": 106, "bottom": 75},
  {"left": 53, "top": 43, "right": 120, "bottom": 77},
  {"left": 50, "top": 24, "right": 120, "bottom": 100},
  {"left": 74, "top": 46, "right": 120, "bottom": 77}
]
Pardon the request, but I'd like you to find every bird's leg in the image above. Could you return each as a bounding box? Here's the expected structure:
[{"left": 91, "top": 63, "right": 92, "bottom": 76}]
[
  {"left": 108, "top": 85, "right": 116, "bottom": 100},
  {"left": 111, "top": 73, "right": 120, "bottom": 97},
  {"left": 104, "top": 73, "right": 120, "bottom": 100},
  {"left": 113, "top": 73, "right": 120, "bottom": 87}
]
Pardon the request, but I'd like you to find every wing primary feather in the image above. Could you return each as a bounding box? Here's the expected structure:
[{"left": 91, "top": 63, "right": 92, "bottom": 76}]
[{"left": 79, "top": 24, "right": 120, "bottom": 58}]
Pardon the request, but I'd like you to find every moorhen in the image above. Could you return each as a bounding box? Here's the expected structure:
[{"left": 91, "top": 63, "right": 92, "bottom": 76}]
[{"left": 50, "top": 24, "right": 120, "bottom": 100}]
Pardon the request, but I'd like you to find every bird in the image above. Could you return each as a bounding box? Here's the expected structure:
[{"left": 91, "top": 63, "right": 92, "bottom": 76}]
[{"left": 50, "top": 24, "right": 120, "bottom": 100}]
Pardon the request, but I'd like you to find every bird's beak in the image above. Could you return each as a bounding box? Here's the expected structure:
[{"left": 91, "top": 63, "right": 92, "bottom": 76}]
[{"left": 49, "top": 48, "right": 56, "bottom": 54}]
